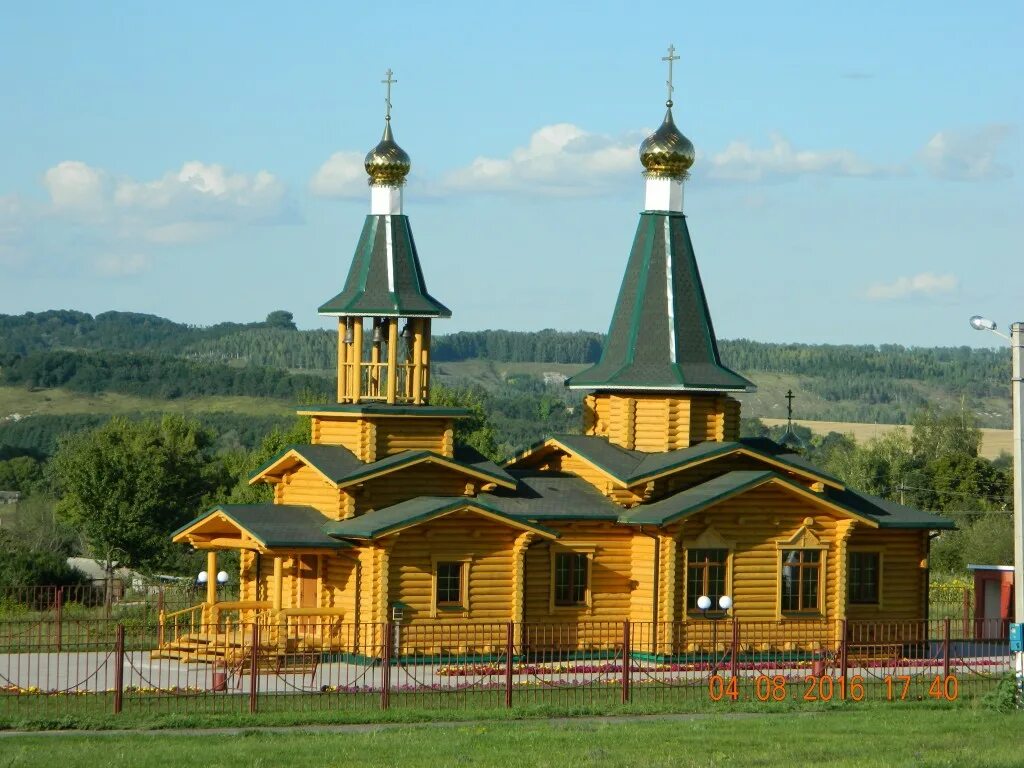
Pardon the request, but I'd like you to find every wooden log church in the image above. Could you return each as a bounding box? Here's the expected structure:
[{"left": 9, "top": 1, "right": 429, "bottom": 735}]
[{"left": 166, "top": 56, "right": 952, "bottom": 659}]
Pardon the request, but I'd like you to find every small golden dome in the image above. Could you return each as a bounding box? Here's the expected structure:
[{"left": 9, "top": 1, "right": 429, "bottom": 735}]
[
  {"left": 365, "top": 120, "right": 411, "bottom": 186},
  {"left": 639, "top": 106, "right": 695, "bottom": 179}
]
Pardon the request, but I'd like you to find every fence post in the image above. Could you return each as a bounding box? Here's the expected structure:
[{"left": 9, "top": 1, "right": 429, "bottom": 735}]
[
  {"left": 381, "top": 622, "right": 392, "bottom": 711},
  {"left": 621, "top": 621, "right": 631, "bottom": 704},
  {"left": 942, "top": 617, "right": 951, "bottom": 679},
  {"left": 249, "top": 622, "right": 259, "bottom": 714},
  {"left": 113, "top": 623, "right": 125, "bottom": 715},
  {"left": 729, "top": 619, "right": 739, "bottom": 680},
  {"left": 157, "top": 587, "right": 165, "bottom": 646},
  {"left": 505, "top": 621, "right": 514, "bottom": 708},
  {"left": 839, "top": 619, "right": 848, "bottom": 690},
  {"left": 962, "top": 588, "right": 971, "bottom": 640},
  {"left": 55, "top": 587, "right": 63, "bottom": 653}
]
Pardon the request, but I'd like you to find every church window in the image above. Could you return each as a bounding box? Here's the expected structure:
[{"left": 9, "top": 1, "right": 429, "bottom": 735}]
[
  {"left": 553, "top": 552, "right": 589, "bottom": 607},
  {"left": 686, "top": 548, "right": 729, "bottom": 612},
  {"left": 849, "top": 551, "right": 881, "bottom": 605},
  {"left": 780, "top": 549, "right": 821, "bottom": 612}
]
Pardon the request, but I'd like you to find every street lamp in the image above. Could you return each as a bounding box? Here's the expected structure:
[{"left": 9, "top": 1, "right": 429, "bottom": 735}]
[
  {"left": 698, "top": 595, "right": 733, "bottom": 674},
  {"left": 970, "top": 315, "right": 1023, "bottom": 703},
  {"left": 197, "top": 571, "right": 209, "bottom": 584},
  {"left": 216, "top": 571, "right": 229, "bottom": 585}
]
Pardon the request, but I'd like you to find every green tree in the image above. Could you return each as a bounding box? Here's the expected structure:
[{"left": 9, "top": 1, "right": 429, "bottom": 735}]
[
  {"left": 50, "top": 415, "right": 219, "bottom": 578},
  {"left": 263, "top": 310, "right": 297, "bottom": 330},
  {"left": 0, "top": 495, "right": 87, "bottom": 589},
  {"left": 430, "top": 383, "right": 499, "bottom": 460},
  {"left": 222, "top": 416, "right": 311, "bottom": 505}
]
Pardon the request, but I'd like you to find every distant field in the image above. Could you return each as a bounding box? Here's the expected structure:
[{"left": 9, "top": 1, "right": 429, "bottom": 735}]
[
  {"left": 433, "top": 360, "right": 588, "bottom": 387},
  {"left": 762, "top": 418, "right": 1013, "bottom": 460},
  {"left": 0, "top": 386, "right": 291, "bottom": 419}
]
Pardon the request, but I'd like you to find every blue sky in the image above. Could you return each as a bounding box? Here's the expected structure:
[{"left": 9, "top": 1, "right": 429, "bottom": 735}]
[{"left": 1, "top": 1, "right": 1020, "bottom": 347}]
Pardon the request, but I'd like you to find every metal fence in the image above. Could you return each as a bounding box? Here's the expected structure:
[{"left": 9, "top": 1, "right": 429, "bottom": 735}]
[
  {"left": 0, "top": 617, "right": 1011, "bottom": 718},
  {"left": 0, "top": 583, "right": 239, "bottom": 621}
]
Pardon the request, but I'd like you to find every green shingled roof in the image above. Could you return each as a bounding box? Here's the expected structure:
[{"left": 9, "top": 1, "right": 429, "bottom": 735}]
[
  {"left": 617, "top": 470, "right": 953, "bottom": 530},
  {"left": 824, "top": 487, "right": 956, "bottom": 530},
  {"left": 297, "top": 404, "right": 470, "bottom": 418},
  {"left": 324, "top": 496, "right": 558, "bottom": 540},
  {"left": 621, "top": 470, "right": 777, "bottom": 525},
  {"left": 174, "top": 504, "right": 351, "bottom": 549},
  {"left": 252, "top": 444, "right": 516, "bottom": 489},
  {"left": 513, "top": 434, "right": 840, "bottom": 488},
  {"left": 567, "top": 212, "right": 754, "bottom": 393},
  {"left": 480, "top": 470, "right": 623, "bottom": 521},
  {"left": 318, "top": 215, "right": 451, "bottom": 318}
]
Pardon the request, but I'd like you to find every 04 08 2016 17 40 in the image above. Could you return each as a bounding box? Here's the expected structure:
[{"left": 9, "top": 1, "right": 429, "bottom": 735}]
[{"left": 706, "top": 674, "right": 960, "bottom": 702}]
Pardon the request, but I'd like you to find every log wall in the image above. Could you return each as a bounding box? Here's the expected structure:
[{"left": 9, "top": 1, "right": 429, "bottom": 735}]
[
  {"left": 385, "top": 511, "right": 520, "bottom": 627},
  {"left": 583, "top": 393, "right": 741, "bottom": 451},
  {"left": 276, "top": 464, "right": 345, "bottom": 520}
]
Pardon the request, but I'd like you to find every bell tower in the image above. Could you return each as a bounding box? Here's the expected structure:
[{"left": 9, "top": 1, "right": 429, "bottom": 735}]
[
  {"left": 319, "top": 69, "right": 450, "bottom": 405},
  {"left": 566, "top": 47, "right": 755, "bottom": 451}
]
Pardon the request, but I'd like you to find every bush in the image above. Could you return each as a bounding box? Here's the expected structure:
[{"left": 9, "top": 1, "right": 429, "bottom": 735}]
[{"left": 983, "top": 674, "right": 1020, "bottom": 712}]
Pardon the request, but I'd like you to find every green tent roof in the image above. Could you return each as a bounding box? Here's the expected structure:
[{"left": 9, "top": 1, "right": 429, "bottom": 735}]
[
  {"left": 318, "top": 215, "right": 450, "bottom": 317},
  {"left": 175, "top": 504, "right": 351, "bottom": 549},
  {"left": 567, "top": 212, "right": 753, "bottom": 393}
]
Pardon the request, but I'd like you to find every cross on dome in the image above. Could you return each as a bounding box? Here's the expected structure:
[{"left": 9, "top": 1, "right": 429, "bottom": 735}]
[
  {"left": 662, "top": 44, "right": 680, "bottom": 107},
  {"left": 382, "top": 68, "right": 397, "bottom": 121}
]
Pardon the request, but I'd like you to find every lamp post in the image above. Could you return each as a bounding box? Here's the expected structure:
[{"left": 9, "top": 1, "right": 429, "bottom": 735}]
[
  {"left": 697, "top": 594, "right": 733, "bottom": 675},
  {"left": 970, "top": 316, "right": 1023, "bottom": 702}
]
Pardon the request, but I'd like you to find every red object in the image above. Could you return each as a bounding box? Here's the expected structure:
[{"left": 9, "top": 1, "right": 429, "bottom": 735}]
[
  {"left": 212, "top": 670, "right": 227, "bottom": 692},
  {"left": 812, "top": 658, "right": 825, "bottom": 677},
  {"left": 970, "top": 565, "right": 1014, "bottom": 640}
]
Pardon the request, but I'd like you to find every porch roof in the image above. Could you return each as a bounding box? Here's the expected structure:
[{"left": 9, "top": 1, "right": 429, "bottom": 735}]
[
  {"left": 324, "top": 496, "right": 559, "bottom": 540},
  {"left": 172, "top": 504, "right": 352, "bottom": 550}
]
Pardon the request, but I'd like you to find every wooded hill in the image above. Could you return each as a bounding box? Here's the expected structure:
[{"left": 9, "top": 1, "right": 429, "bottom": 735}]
[{"left": 0, "top": 309, "right": 1013, "bottom": 459}]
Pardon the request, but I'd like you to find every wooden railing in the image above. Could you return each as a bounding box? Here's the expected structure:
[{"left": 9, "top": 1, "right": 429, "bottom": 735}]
[
  {"left": 158, "top": 603, "right": 204, "bottom": 646},
  {"left": 158, "top": 603, "right": 346, "bottom": 650}
]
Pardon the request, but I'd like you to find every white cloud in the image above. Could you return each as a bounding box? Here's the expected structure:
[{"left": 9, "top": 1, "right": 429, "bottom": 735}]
[
  {"left": 921, "top": 125, "right": 1013, "bottom": 181},
  {"left": 18, "top": 157, "right": 292, "bottom": 274},
  {"left": 706, "top": 134, "right": 889, "bottom": 182},
  {"left": 865, "top": 272, "right": 959, "bottom": 301},
  {"left": 43, "top": 161, "right": 108, "bottom": 212},
  {"left": 309, "top": 152, "right": 368, "bottom": 198},
  {"left": 31, "top": 160, "right": 292, "bottom": 270},
  {"left": 94, "top": 253, "right": 150, "bottom": 276},
  {"left": 113, "top": 162, "right": 285, "bottom": 217},
  {"left": 440, "top": 124, "right": 640, "bottom": 195}
]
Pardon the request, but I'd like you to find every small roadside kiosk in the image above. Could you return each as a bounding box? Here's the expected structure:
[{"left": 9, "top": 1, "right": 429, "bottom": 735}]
[{"left": 968, "top": 564, "right": 1015, "bottom": 639}]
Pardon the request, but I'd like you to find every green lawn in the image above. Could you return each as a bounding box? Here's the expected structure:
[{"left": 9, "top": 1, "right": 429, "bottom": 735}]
[{"left": 0, "top": 709, "right": 1019, "bottom": 767}]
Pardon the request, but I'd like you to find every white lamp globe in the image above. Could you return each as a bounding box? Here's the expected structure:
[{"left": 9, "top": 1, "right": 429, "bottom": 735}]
[
  {"left": 197, "top": 571, "right": 208, "bottom": 584},
  {"left": 718, "top": 595, "right": 733, "bottom": 611},
  {"left": 216, "top": 570, "right": 229, "bottom": 584},
  {"left": 696, "top": 595, "right": 712, "bottom": 611}
]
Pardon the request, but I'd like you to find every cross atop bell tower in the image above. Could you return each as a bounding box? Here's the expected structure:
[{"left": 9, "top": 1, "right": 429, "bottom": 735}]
[{"left": 319, "top": 71, "right": 450, "bottom": 406}]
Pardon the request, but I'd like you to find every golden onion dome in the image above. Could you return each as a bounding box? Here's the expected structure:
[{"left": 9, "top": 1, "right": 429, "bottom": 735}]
[
  {"left": 639, "top": 105, "right": 695, "bottom": 179},
  {"left": 365, "top": 120, "right": 411, "bottom": 186}
]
